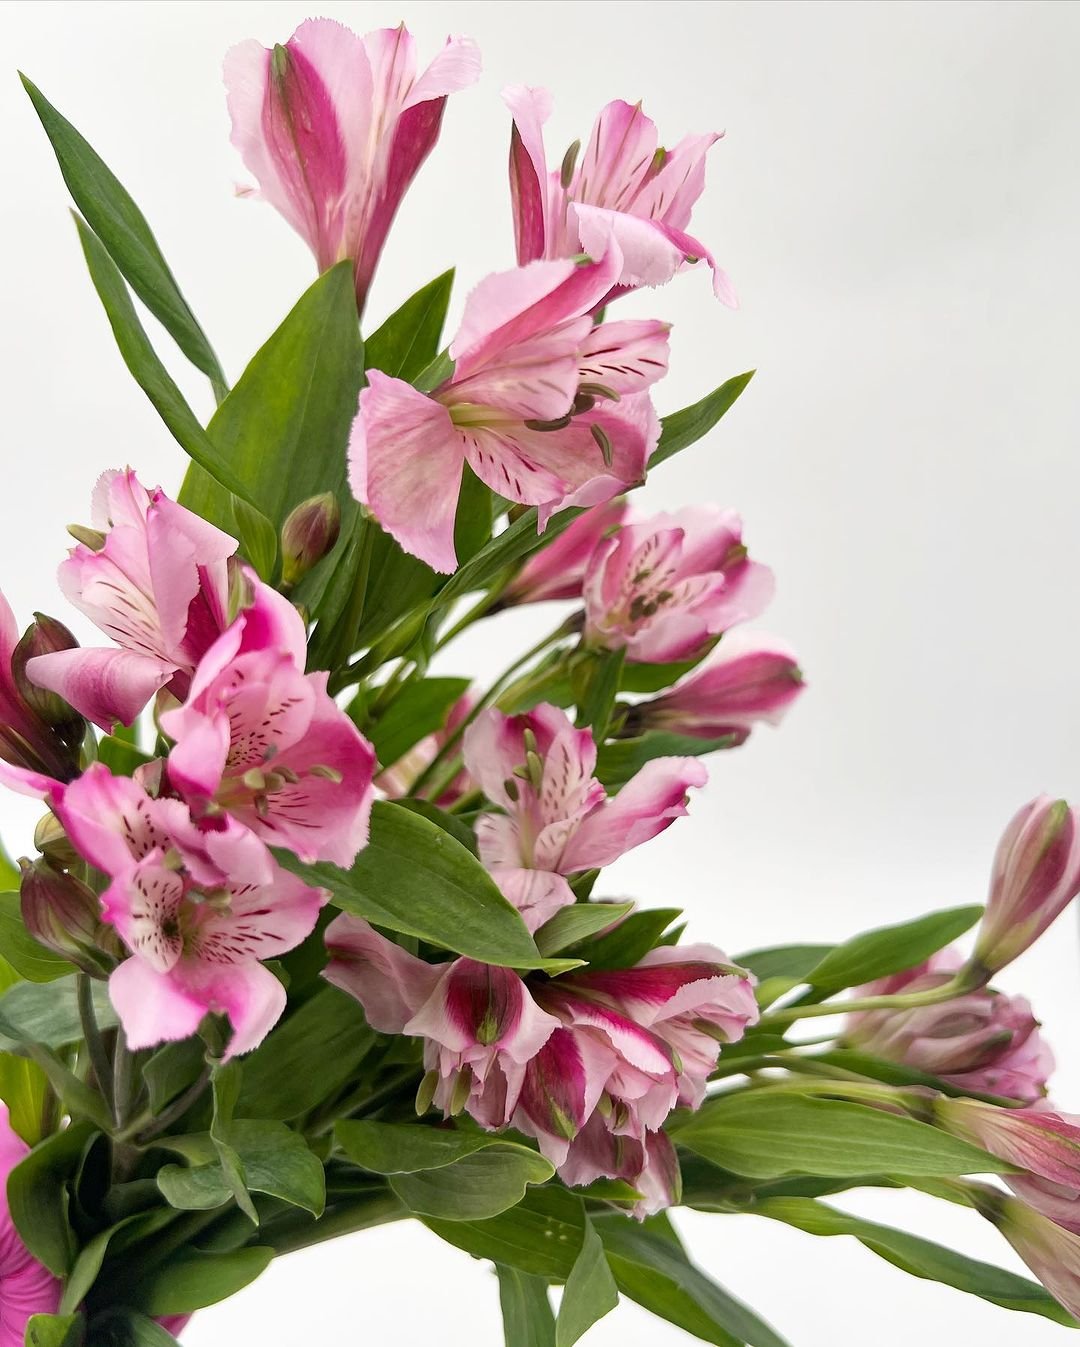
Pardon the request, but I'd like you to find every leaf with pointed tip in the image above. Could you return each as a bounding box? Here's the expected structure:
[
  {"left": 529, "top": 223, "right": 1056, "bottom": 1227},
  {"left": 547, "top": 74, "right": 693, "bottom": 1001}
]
[
  {"left": 556, "top": 1217, "right": 618, "bottom": 1347},
  {"left": 651, "top": 371, "right": 754, "bottom": 468}
]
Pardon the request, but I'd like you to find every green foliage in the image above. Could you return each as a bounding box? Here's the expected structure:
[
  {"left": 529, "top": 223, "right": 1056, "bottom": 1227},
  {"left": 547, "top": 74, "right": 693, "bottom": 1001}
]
[
  {"left": 497, "top": 1266, "right": 556, "bottom": 1347},
  {"left": 534, "top": 902, "right": 635, "bottom": 957},
  {"left": 803, "top": 905, "right": 984, "bottom": 994},
  {"left": 362, "top": 676, "right": 470, "bottom": 768},
  {"left": 8, "top": 1120, "right": 99, "bottom": 1274},
  {"left": 157, "top": 1119, "right": 325, "bottom": 1218},
  {"left": 127, "top": 1247, "right": 275, "bottom": 1316},
  {"left": 25, "top": 1314, "right": 85, "bottom": 1347},
  {"left": 565, "top": 908, "right": 683, "bottom": 971},
  {"left": 651, "top": 371, "right": 755, "bottom": 468},
  {"left": 0, "top": 892, "right": 74, "bottom": 982},
  {"left": 0, "top": 975, "right": 115, "bottom": 1048},
  {"left": 596, "top": 732, "right": 742, "bottom": 791},
  {"left": 556, "top": 1217, "right": 618, "bottom": 1347}
]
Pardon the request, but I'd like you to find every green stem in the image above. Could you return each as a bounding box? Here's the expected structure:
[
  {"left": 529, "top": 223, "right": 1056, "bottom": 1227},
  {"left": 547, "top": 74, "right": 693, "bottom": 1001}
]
[
  {"left": 313, "top": 1065, "right": 422, "bottom": 1136},
  {"left": 410, "top": 616, "right": 577, "bottom": 798},
  {"left": 128, "top": 1066, "right": 212, "bottom": 1144},
  {"left": 761, "top": 977, "right": 968, "bottom": 1031},
  {"left": 111, "top": 1027, "right": 136, "bottom": 1129},
  {"left": 77, "top": 974, "right": 113, "bottom": 1100}
]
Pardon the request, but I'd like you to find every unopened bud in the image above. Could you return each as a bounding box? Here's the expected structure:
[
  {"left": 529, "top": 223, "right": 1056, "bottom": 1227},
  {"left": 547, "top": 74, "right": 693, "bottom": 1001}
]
[
  {"left": 66, "top": 524, "right": 106, "bottom": 552},
  {"left": 559, "top": 138, "right": 581, "bottom": 190},
  {"left": 33, "top": 811, "right": 79, "bottom": 868},
  {"left": 19, "top": 858, "right": 119, "bottom": 973},
  {"left": 12, "top": 614, "right": 87, "bottom": 749},
  {"left": 281, "top": 493, "right": 341, "bottom": 589}
]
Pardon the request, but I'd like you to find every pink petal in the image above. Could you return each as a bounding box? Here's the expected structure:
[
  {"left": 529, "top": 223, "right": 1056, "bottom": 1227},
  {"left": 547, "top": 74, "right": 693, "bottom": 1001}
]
[
  {"left": 576, "top": 100, "right": 659, "bottom": 211},
  {"left": 324, "top": 913, "right": 447, "bottom": 1032},
  {"left": 561, "top": 757, "right": 708, "bottom": 871},
  {"left": 403, "top": 33, "right": 482, "bottom": 110},
  {"left": 573, "top": 204, "right": 736, "bottom": 304},
  {"left": 506, "top": 497, "right": 627, "bottom": 604},
  {"left": 409, "top": 960, "right": 558, "bottom": 1063},
  {"left": 26, "top": 646, "right": 174, "bottom": 732},
  {"left": 101, "top": 860, "right": 185, "bottom": 973},
  {"left": 349, "top": 372, "right": 465, "bottom": 573},
  {"left": 490, "top": 867, "right": 576, "bottom": 933},
  {"left": 108, "top": 957, "right": 206, "bottom": 1050},
  {"left": 55, "top": 765, "right": 175, "bottom": 877},
  {"left": 503, "top": 85, "right": 552, "bottom": 264},
  {"left": 578, "top": 319, "right": 671, "bottom": 395},
  {"left": 633, "top": 131, "right": 722, "bottom": 233},
  {"left": 516, "top": 1027, "right": 616, "bottom": 1162},
  {"left": 197, "top": 960, "right": 290, "bottom": 1060}
]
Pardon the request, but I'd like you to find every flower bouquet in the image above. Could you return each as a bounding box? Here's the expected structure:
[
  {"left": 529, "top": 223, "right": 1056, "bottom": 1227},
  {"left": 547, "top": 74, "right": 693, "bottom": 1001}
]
[{"left": 4, "top": 16, "right": 1080, "bottom": 1347}]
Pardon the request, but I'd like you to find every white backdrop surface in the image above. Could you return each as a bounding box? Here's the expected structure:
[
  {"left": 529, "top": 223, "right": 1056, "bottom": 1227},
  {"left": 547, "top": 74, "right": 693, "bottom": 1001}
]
[{"left": 4, "top": 1, "right": 1080, "bottom": 1343}]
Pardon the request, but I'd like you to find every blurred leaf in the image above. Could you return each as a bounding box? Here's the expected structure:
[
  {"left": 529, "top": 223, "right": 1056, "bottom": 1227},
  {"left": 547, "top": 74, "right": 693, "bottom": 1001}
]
[
  {"left": 497, "top": 1266, "right": 556, "bottom": 1347},
  {"left": 804, "top": 906, "right": 983, "bottom": 994},
  {"left": 0, "top": 1050, "right": 48, "bottom": 1144},
  {"left": 280, "top": 801, "right": 573, "bottom": 971},
  {"left": 735, "top": 944, "right": 834, "bottom": 984},
  {"left": 180, "top": 262, "right": 363, "bottom": 535},
  {"left": 365, "top": 270, "right": 453, "bottom": 381},
  {"left": 0, "top": 974, "right": 115, "bottom": 1048},
  {"left": 674, "top": 1093, "right": 1013, "bottom": 1180},
  {"left": 96, "top": 735, "right": 154, "bottom": 778},
  {"left": 72, "top": 216, "right": 254, "bottom": 506},
  {"left": 144, "top": 1038, "right": 206, "bottom": 1114},
  {"left": 0, "top": 892, "right": 74, "bottom": 982},
  {"left": 20, "top": 75, "right": 227, "bottom": 398},
  {"left": 620, "top": 657, "right": 706, "bottom": 694},
  {"left": 238, "top": 985, "right": 374, "bottom": 1121},
  {"left": 230, "top": 496, "right": 278, "bottom": 583},
  {"left": 8, "top": 1120, "right": 98, "bottom": 1274},
  {"left": 566, "top": 908, "right": 683, "bottom": 971},
  {"left": 364, "top": 676, "right": 470, "bottom": 768},
  {"left": 127, "top": 1246, "right": 274, "bottom": 1316},
  {"left": 651, "top": 371, "right": 754, "bottom": 468},
  {"left": 595, "top": 1216, "right": 790, "bottom": 1347},
  {"left": 87, "top": 1311, "right": 181, "bottom": 1346},
  {"left": 557, "top": 1216, "right": 618, "bottom": 1347},
  {"left": 535, "top": 902, "right": 635, "bottom": 957},
  {"left": 25, "top": 1314, "right": 84, "bottom": 1347},
  {"left": 597, "top": 731, "right": 742, "bottom": 791},
  {"left": 756, "top": 1196, "right": 1077, "bottom": 1325},
  {"left": 0, "top": 835, "right": 19, "bottom": 891},
  {"left": 573, "top": 648, "right": 624, "bottom": 738}
]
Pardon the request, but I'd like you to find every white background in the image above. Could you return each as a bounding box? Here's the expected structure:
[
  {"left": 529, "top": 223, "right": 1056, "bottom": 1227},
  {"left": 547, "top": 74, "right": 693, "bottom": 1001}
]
[{"left": 4, "top": 1, "right": 1080, "bottom": 1343}]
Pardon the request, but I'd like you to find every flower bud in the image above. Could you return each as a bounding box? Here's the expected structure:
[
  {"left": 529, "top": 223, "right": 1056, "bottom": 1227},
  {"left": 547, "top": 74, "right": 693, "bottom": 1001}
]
[
  {"left": 19, "top": 858, "right": 119, "bottom": 974},
  {"left": 935, "top": 1098, "right": 1080, "bottom": 1188},
  {"left": 33, "top": 811, "right": 80, "bottom": 868},
  {"left": 982, "top": 1193, "right": 1080, "bottom": 1320},
  {"left": 281, "top": 493, "right": 341, "bottom": 589},
  {"left": 11, "top": 614, "right": 86, "bottom": 751},
  {"left": 966, "top": 797, "right": 1080, "bottom": 982}
]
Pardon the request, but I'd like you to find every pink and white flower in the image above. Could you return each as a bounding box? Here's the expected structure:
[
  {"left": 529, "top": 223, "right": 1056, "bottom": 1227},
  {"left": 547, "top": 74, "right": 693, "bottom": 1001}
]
[
  {"left": 160, "top": 577, "right": 375, "bottom": 868},
  {"left": 583, "top": 507, "right": 774, "bottom": 664},
  {"left": 55, "top": 763, "right": 326, "bottom": 1058},
  {"left": 505, "top": 86, "right": 734, "bottom": 304},
  {"left": 0, "top": 1104, "right": 62, "bottom": 1345},
  {"left": 629, "top": 631, "right": 805, "bottom": 741},
  {"left": 27, "top": 470, "right": 236, "bottom": 731},
  {"left": 464, "top": 704, "right": 707, "bottom": 931},
  {"left": 225, "top": 19, "right": 481, "bottom": 315},
  {"left": 844, "top": 949, "right": 1053, "bottom": 1105},
  {"left": 503, "top": 498, "right": 628, "bottom": 606},
  {"left": 348, "top": 255, "right": 668, "bottom": 573},
  {"left": 935, "top": 1099, "right": 1080, "bottom": 1189},
  {"left": 986, "top": 1194, "right": 1080, "bottom": 1321}
]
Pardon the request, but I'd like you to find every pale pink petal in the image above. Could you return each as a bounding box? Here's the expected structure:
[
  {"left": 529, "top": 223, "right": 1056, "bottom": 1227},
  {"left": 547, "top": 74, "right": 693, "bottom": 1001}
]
[
  {"left": 56, "top": 764, "right": 175, "bottom": 876},
  {"left": 349, "top": 371, "right": 465, "bottom": 573},
  {"left": 573, "top": 204, "right": 736, "bottom": 304},
  {"left": 578, "top": 319, "right": 671, "bottom": 395},
  {"left": 561, "top": 757, "right": 708, "bottom": 871},
  {"left": 0, "top": 762, "right": 59, "bottom": 799},
  {"left": 506, "top": 497, "right": 627, "bottom": 604},
  {"left": 324, "top": 913, "right": 447, "bottom": 1032},
  {"left": 100, "top": 860, "right": 185, "bottom": 973},
  {"left": 633, "top": 132, "right": 722, "bottom": 233},
  {"left": 575, "top": 100, "right": 658, "bottom": 211},
  {"left": 503, "top": 84, "right": 552, "bottom": 264},
  {"left": 108, "top": 957, "right": 207, "bottom": 1050},
  {"left": 490, "top": 866, "right": 575, "bottom": 932},
  {"left": 162, "top": 705, "right": 232, "bottom": 801},
  {"left": 196, "top": 960, "right": 290, "bottom": 1060},
  {"left": 515, "top": 1027, "right": 616, "bottom": 1165},
  {"left": 404, "top": 34, "right": 482, "bottom": 109},
  {"left": 408, "top": 960, "right": 558, "bottom": 1062}
]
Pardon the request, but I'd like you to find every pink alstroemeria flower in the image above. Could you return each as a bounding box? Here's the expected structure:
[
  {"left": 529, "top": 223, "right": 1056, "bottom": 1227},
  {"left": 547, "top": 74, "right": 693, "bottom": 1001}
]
[
  {"left": 0, "top": 1104, "right": 62, "bottom": 1344},
  {"left": 983, "top": 1193, "right": 1080, "bottom": 1321},
  {"left": 505, "top": 86, "right": 734, "bottom": 305},
  {"left": 160, "top": 578, "right": 375, "bottom": 868},
  {"left": 969, "top": 796, "right": 1080, "bottom": 980},
  {"left": 844, "top": 949, "right": 1053, "bottom": 1105},
  {"left": 349, "top": 254, "right": 668, "bottom": 573},
  {"left": 27, "top": 470, "right": 236, "bottom": 731},
  {"left": 936, "top": 1099, "right": 1080, "bottom": 1189},
  {"left": 629, "top": 631, "right": 805, "bottom": 742},
  {"left": 463, "top": 704, "right": 706, "bottom": 931},
  {"left": 503, "top": 498, "right": 628, "bottom": 606},
  {"left": 56, "top": 764, "right": 326, "bottom": 1058},
  {"left": 226, "top": 20, "right": 481, "bottom": 315},
  {"left": 583, "top": 506, "right": 774, "bottom": 664}
]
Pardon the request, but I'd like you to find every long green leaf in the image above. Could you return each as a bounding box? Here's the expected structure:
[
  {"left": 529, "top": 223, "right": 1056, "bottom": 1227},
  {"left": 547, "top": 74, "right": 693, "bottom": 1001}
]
[
  {"left": 8, "top": 1120, "right": 98, "bottom": 1275},
  {"left": 128, "top": 1246, "right": 274, "bottom": 1316},
  {"left": 674, "top": 1093, "right": 1014, "bottom": 1180},
  {"left": 805, "top": 906, "right": 984, "bottom": 993},
  {"left": 756, "top": 1196, "right": 1077, "bottom": 1325},
  {"left": 557, "top": 1217, "right": 618, "bottom": 1347},
  {"left": 651, "top": 371, "right": 755, "bottom": 468},
  {"left": 365, "top": 270, "right": 454, "bottom": 381},
  {"left": 597, "top": 731, "right": 742, "bottom": 791},
  {"left": 425, "top": 1188, "right": 585, "bottom": 1281},
  {"left": 280, "top": 801, "right": 572, "bottom": 971},
  {"left": 497, "top": 1266, "right": 556, "bottom": 1347},
  {"left": 0, "top": 975, "right": 116, "bottom": 1049},
  {"left": 362, "top": 676, "right": 470, "bottom": 768},
  {"left": 20, "top": 74, "right": 227, "bottom": 399},
  {"left": 72, "top": 216, "right": 257, "bottom": 507}
]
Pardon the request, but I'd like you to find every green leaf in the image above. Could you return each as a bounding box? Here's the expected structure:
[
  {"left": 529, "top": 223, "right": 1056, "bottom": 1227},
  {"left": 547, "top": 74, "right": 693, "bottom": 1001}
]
[
  {"left": 96, "top": 735, "right": 154, "bottom": 779},
  {"left": 596, "top": 732, "right": 742, "bottom": 791},
  {"left": 8, "top": 1120, "right": 98, "bottom": 1275},
  {"left": 556, "top": 1217, "right": 618, "bottom": 1347},
  {"left": 806, "top": 905, "right": 984, "bottom": 994},
  {"left": 25, "top": 1314, "right": 84, "bottom": 1347},
  {"left": 157, "top": 1119, "right": 325, "bottom": 1218},
  {"left": 180, "top": 263, "right": 363, "bottom": 536},
  {"left": 365, "top": 270, "right": 454, "bottom": 381},
  {"left": 735, "top": 943, "right": 834, "bottom": 984},
  {"left": 0, "top": 893, "right": 74, "bottom": 982},
  {"left": 209, "top": 1062, "right": 257, "bottom": 1225},
  {"left": 620, "top": 657, "right": 706, "bottom": 695},
  {"left": 144, "top": 1038, "right": 206, "bottom": 1114},
  {"left": 391, "top": 1148, "right": 553, "bottom": 1221},
  {"left": 230, "top": 496, "right": 278, "bottom": 583},
  {"left": 497, "top": 1266, "right": 556, "bottom": 1347},
  {"left": 393, "top": 799, "right": 479, "bottom": 855},
  {"left": 574, "top": 648, "right": 625, "bottom": 737},
  {"left": 87, "top": 1310, "right": 181, "bottom": 1346},
  {"left": 280, "top": 800, "right": 570, "bottom": 971},
  {"left": 0, "top": 837, "right": 19, "bottom": 892},
  {"left": 71, "top": 216, "right": 254, "bottom": 507},
  {"left": 535, "top": 902, "right": 635, "bottom": 956},
  {"left": 425, "top": 1188, "right": 585, "bottom": 1280},
  {"left": 756, "top": 1196, "right": 1077, "bottom": 1326},
  {"left": 596, "top": 1216, "right": 790, "bottom": 1347},
  {"left": 20, "top": 75, "right": 227, "bottom": 398},
  {"left": 438, "top": 507, "right": 584, "bottom": 608},
  {"left": 128, "top": 1246, "right": 274, "bottom": 1316},
  {"left": 566, "top": 908, "right": 683, "bottom": 971},
  {"left": 336, "top": 1120, "right": 536, "bottom": 1175},
  {"left": 0, "top": 1050, "right": 48, "bottom": 1145},
  {"left": 364, "top": 676, "right": 470, "bottom": 768},
  {"left": 238, "top": 985, "right": 374, "bottom": 1120},
  {"left": 60, "top": 1213, "right": 149, "bottom": 1316},
  {"left": 674, "top": 1093, "right": 1014, "bottom": 1180},
  {"left": 0, "top": 975, "right": 116, "bottom": 1049},
  {"left": 651, "top": 371, "right": 754, "bottom": 468}
]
